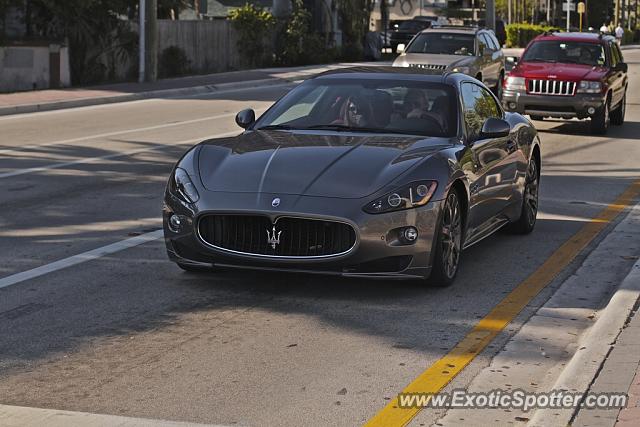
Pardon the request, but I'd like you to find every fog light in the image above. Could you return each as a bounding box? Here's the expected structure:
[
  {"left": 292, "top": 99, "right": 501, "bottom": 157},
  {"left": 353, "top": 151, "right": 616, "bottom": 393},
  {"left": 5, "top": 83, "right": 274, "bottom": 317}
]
[
  {"left": 509, "top": 102, "right": 517, "bottom": 109},
  {"left": 587, "top": 107, "right": 596, "bottom": 115},
  {"left": 403, "top": 227, "right": 418, "bottom": 242},
  {"left": 168, "top": 214, "right": 183, "bottom": 232}
]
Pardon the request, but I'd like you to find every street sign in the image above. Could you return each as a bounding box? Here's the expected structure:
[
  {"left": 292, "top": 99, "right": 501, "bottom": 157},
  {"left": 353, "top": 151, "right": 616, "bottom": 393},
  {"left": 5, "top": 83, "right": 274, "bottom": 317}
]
[
  {"left": 577, "top": 1, "right": 585, "bottom": 13},
  {"left": 562, "top": 2, "right": 576, "bottom": 11}
]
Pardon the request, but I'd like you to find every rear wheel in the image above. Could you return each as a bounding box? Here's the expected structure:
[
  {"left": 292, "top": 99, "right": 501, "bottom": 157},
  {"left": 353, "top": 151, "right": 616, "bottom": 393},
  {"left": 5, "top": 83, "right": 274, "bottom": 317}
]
[
  {"left": 611, "top": 93, "right": 626, "bottom": 126},
  {"left": 508, "top": 158, "right": 539, "bottom": 234},
  {"left": 428, "top": 189, "right": 463, "bottom": 287},
  {"left": 590, "top": 99, "right": 610, "bottom": 134}
]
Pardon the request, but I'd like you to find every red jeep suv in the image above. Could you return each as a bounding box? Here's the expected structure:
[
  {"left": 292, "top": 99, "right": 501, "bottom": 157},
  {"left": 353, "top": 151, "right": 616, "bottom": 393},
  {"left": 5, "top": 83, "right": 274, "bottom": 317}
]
[{"left": 502, "top": 32, "right": 628, "bottom": 134}]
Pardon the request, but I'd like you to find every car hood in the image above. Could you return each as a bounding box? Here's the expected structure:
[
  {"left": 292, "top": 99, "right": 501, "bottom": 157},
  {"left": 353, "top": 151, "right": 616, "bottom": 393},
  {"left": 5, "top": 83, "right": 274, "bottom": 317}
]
[
  {"left": 514, "top": 61, "right": 608, "bottom": 80},
  {"left": 197, "top": 130, "right": 450, "bottom": 199},
  {"left": 394, "top": 53, "right": 473, "bottom": 68}
]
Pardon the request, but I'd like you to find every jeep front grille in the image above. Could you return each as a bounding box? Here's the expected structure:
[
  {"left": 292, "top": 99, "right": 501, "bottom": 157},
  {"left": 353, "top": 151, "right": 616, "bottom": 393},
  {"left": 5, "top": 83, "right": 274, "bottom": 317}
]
[{"left": 527, "top": 79, "right": 576, "bottom": 96}]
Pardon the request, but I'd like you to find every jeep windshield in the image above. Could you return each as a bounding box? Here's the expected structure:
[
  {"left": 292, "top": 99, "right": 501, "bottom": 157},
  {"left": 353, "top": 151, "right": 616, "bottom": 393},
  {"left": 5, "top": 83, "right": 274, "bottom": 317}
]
[
  {"left": 522, "top": 41, "right": 606, "bottom": 66},
  {"left": 406, "top": 33, "right": 475, "bottom": 56}
]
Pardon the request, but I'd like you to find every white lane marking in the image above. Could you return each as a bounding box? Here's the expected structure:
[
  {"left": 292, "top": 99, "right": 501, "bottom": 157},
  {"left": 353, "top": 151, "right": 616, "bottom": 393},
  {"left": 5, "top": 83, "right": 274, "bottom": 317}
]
[
  {"left": 0, "top": 403, "right": 228, "bottom": 426},
  {"left": 0, "top": 112, "right": 236, "bottom": 156},
  {"left": 0, "top": 131, "right": 238, "bottom": 179},
  {"left": 0, "top": 230, "right": 163, "bottom": 290},
  {"left": 0, "top": 217, "right": 161, "bottom": 237}
]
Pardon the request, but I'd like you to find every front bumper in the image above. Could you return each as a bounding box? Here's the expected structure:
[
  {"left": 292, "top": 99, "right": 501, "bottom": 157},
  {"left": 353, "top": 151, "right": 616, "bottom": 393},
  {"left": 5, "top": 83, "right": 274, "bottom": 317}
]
[
  {"left": 163, "top": 190, "right": 443, "bottom": 280},
  {"left": 502, "top": 90, "right": 605, "bottom": 119}
]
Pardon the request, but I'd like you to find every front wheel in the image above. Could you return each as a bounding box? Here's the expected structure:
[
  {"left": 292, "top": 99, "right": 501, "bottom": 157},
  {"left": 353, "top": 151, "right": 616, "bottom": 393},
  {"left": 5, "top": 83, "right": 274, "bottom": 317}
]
[
  {"left": 611, "top": 94, "right": 626, "bottom": 126},
  {"left": 590, "top": 99, "right": 610, "bottom": 134},
  {"left": 508, "top": 158, "right": 539, "bottom": 234},
  {"left": 428, "top": 189, "right": 463, "bottom": 287}
]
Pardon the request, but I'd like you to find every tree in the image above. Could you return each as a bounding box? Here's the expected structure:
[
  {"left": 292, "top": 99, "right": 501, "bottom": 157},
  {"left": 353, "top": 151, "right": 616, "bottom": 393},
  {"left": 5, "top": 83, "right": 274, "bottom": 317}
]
[
  {"left": 335, "top": 0, "right": 374, "bottom": 59},
  {"left": 27, "top": 0, "right": 138, "bottom": 84}
]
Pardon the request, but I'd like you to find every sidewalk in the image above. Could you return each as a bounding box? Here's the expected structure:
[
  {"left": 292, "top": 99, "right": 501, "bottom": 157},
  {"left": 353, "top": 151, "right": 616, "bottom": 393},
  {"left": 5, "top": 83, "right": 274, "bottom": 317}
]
[
  {"left": 571, "top": 262, "right": 640, "bottom": 426},
  {"left": 0, "top": 61, "right": 385, "bottom": 116}
]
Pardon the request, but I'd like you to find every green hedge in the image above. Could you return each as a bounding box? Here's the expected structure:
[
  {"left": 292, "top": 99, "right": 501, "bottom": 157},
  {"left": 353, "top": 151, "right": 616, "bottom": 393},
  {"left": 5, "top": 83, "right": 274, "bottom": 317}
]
[
  {"left": 622, "top": 29, "right": 634, "bottom": 45},
  {"left": 506, "top": 24, "right": 561, "bottom": 48}
]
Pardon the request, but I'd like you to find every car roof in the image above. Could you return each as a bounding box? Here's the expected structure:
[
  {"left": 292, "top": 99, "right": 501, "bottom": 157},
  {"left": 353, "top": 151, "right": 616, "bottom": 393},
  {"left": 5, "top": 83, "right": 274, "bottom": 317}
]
[
  {"left": 312, "top": 66, "right": 471, "bottom": 86},
  {"left": 534, "top": 31, "right": 614, "bottom": 43},
  {"left": 420, "top": 25, "right": 482, "bottom": 35}
]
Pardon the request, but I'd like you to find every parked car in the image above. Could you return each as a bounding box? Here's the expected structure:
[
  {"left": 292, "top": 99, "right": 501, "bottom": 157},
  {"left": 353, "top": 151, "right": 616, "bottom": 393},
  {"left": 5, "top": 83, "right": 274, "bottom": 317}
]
[
  {"left": 389, "top": 16, "right": 438, "bottom": 53},
  {"left": 392, "top": 25, "right": 506, "bottom": 98},
  {"left": 163, "top": 67, "right": 540, "bottom": 287},
  {"left": 502, "top": 32, "right": 628, "bottom": 134}
]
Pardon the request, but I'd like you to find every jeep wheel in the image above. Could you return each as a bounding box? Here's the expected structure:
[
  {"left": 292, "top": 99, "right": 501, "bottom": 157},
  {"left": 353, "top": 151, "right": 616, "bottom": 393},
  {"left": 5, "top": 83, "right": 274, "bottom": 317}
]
[
  {"left": 590, "top": 99, "right": 610, "bottom": 135},
  {"left": 611, "top": 93, "right": 626, "bottom": 126}
]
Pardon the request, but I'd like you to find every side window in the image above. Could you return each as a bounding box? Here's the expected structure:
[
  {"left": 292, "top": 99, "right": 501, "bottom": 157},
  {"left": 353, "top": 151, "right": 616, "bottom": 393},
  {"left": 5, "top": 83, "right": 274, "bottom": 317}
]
[
  {"left": 614, "top": 43, "right": 624, "bottom": 64},
  {"left": 461, "top": 82, "right": 501, "bottom": 141},
  {"left": 488, "top": 33, "right": 501, "bottom": 50},
  {"left": 609, "top": 42, "right": 620, "bottom": 66},
  {"left": 477, "top": 34, "right": 488, "bottom": 54}
]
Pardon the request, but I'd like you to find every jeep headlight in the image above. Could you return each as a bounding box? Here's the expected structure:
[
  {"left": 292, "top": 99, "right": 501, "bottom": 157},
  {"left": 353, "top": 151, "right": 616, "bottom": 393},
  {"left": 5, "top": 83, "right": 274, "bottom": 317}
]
[
  {"left": 363, "top": 181, "right": 438, "bottom": 214},
  {"left": 505, "top": 76, "right": 526, "bottom": 91},
  {"left": 577, "top": 80, "right": 603, "bottom": 94},
  {"left": 169, "top": 167, "right": 200, "bottom": 203}
]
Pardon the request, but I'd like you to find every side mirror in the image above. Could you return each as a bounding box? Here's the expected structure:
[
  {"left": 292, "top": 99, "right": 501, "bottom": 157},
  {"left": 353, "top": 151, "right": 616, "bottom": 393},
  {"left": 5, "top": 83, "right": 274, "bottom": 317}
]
[
  {"left": 480, "top": 117, "right": 510, "bottom": 139},
  {"left": 235, "top": 109, "right": 255, "bottom": 129},
  {"left": 396, "top": 43, "right": 406, "bottom": 54},
  {"left": 506, "top": 56, "right": 519, "bottom": 64}
]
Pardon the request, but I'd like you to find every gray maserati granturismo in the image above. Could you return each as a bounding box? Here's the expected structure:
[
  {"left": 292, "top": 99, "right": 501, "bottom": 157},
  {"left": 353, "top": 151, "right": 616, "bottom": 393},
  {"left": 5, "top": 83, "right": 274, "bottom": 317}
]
[{"left": 163, "top": 67, "right": 541, "bottom": 286}]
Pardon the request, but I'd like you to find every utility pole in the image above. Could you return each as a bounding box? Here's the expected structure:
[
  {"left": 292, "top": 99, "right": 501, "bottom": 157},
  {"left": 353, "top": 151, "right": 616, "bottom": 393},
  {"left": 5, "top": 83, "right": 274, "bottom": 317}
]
[
  {"left": 615, "top": 0, "right": 620, "bottom": 26},
  {"left": 546, "top": 0, "right": 550, "bottom": 24},
  {"left": 508, "top": 0, "right": 511, "bottom": 24},
  {"left": 566, "top": 0, "right": 570, "bottom": 30},
  {"left": 486, "top": 0, "right": 495, "bottom": 29},
  {"left": 138, "top": 0, "right": 145, "bottom": 83},
  {"left": 145, "top": 0, "right": 157, "bottom": 82}
]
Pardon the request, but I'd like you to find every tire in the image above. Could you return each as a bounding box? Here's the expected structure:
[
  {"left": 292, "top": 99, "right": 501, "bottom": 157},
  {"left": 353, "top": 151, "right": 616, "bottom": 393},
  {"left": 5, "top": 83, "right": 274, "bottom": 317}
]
[
  {"left": 590, "top": 99, "right": 610, "bottom": 134},
  {"left": 428, "top": 189, "right": 464, "bottom": 287},
  {"left": 529, "top": 115, "right": 544, "bottom": 121},
  {"left": 610, "top": 93, "right": 626, "bottom": 126},
  {"left": 508, "top": 158, "right": 539, "bottom": 234},
  {"left": 177, "top": 262, "right": 216, "bottom": 273},
  {"left": 494, "top": 73, "right": 504, "bottom": 100}
]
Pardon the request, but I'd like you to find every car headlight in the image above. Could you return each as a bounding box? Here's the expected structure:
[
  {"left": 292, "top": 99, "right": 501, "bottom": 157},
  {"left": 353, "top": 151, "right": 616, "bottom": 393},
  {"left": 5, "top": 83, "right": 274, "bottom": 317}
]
[
  {"left": 451, "top": 66, "right": 470, "bottom": 74},
  {"left": 577, "top": 80, "right": 603, "bottom": 94},
  {"left": 169, "top": 167, "right": 199, "bottom": 203},
  {"left": 505, "top": 76, "right": 526, "bottom": 91},
  {"left": 363, "top": 181, "right": 438, "bottom": 214}
]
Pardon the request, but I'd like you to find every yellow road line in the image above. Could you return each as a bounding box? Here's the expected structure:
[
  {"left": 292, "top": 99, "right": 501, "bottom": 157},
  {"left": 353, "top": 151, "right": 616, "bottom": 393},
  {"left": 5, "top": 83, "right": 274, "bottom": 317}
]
[{"left": 365, "top": 180, "right": 640, "bottom": 427}]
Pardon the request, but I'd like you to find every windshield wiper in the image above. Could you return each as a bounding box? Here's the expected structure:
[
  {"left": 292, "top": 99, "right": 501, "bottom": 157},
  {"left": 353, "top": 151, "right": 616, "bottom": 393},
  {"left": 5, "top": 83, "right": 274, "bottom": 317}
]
[
  {"left": 255, "top": 124, "right": 298, "bottom": 131},
  {"left": 305, "top": 124, "right": 411, "bottom": 135}
]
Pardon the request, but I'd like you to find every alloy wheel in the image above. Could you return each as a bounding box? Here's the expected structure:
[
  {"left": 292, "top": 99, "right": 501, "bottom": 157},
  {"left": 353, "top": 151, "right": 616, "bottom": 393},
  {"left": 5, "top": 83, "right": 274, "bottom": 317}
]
[
  {"left": 524, "top": 160, "right": 539, "bottom": 227},
  {"left": 440, "top": 192, "right": 462, "bottom": 279}
]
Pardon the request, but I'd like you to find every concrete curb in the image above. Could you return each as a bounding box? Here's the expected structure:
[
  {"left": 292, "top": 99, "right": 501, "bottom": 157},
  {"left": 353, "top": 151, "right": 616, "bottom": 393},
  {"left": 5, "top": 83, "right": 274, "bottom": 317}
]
[
  {"left": 0, "top": 77, "right": 297, "bottom": 117},
  {"left": 528, "top": 210, "right": 640, "bottom": 426}
]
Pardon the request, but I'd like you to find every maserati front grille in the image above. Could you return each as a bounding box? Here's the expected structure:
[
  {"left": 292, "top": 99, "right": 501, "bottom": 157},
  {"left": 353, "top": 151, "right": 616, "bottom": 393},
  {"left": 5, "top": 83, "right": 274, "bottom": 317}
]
[{"left": 197, "top": 215, "right": 357, "bottom": 258}]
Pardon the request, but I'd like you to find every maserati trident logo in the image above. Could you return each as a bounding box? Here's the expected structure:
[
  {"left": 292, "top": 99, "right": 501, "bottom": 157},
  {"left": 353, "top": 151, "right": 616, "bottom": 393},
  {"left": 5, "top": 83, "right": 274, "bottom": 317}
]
[
  {"left": 272, "top": 197, "right": 281, "bottom": 207},
  {"left": 266, "top": 225, "right": 282, "bottom": 249}
]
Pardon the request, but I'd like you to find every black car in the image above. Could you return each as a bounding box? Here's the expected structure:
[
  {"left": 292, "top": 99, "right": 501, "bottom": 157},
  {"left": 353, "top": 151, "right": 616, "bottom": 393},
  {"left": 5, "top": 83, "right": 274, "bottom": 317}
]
[
  {"left": 163, "top": 68, "right": 541, "bottom": 286},
  {"left": 390, "top": 17, "right": 437, "bottom": 53}
]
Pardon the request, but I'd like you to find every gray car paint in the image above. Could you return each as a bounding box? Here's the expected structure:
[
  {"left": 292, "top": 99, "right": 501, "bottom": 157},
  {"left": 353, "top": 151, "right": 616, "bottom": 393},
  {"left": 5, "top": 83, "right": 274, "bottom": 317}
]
[{"left": 163, "top": 70, "right": 540, "bottom": 280}]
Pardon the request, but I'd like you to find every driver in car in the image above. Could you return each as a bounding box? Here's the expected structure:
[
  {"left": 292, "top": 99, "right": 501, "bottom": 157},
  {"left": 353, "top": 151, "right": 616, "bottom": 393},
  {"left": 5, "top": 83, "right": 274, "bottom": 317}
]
[{"left": 333, "top": 95, "right": 373, "bottom": 127}]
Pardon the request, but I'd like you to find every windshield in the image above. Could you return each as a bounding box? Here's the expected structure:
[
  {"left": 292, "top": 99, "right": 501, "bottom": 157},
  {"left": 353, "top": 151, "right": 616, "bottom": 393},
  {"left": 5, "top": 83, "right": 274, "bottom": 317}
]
[
  {"left": 398, "top": 20, "right": 430, "bottom": 32},
  {"left": 406, "top": 33, "right": 476, "bottom": 56},
  {"left": 254, "top": 79, "right": 458, "bottom": 138},
  {"left": 522, "top": 41, "right": 606, "bottom": 66}
]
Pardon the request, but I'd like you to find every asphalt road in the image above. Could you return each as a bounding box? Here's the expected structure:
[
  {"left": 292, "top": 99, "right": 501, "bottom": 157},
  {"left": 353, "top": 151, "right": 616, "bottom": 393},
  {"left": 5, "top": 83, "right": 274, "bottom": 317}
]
[{"left": 1, "top": 51, "right": 640, "bottom": 427}]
